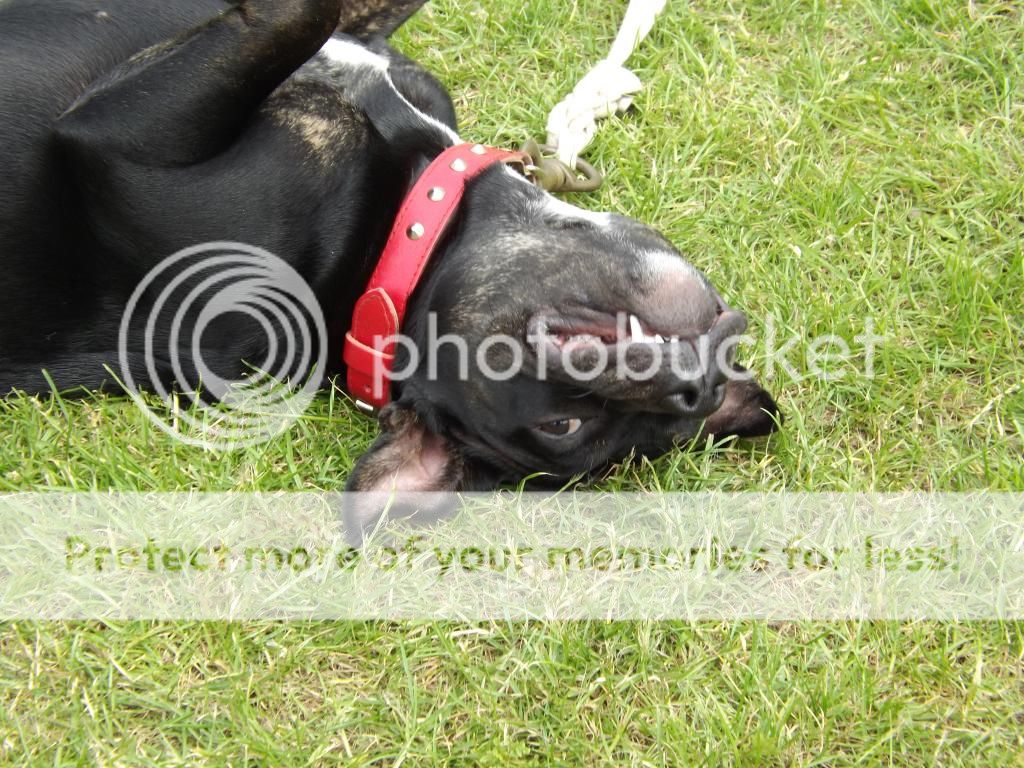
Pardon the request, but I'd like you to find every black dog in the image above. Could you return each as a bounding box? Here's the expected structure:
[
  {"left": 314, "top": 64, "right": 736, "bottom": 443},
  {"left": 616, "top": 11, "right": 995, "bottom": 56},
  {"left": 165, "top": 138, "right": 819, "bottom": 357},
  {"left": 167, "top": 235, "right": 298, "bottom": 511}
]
[{"left": 0, "top": 0, "right": 779, "bottom": 501}]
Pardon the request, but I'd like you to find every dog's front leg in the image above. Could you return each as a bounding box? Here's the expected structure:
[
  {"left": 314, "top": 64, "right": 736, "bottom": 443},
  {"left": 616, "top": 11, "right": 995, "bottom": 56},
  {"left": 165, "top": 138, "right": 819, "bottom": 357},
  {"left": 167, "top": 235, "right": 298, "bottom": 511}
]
[{"left": 56, "top": 0, "right": 342, "bottom": 167}]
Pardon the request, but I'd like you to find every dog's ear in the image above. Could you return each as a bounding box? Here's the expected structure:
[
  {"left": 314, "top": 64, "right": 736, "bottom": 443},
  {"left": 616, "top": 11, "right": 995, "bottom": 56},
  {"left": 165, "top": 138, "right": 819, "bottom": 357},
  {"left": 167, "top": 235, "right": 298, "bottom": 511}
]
[
  {"left": 338, "top": 0, "right": 429, "bottom": 40},
  {"left": 346, "top": 402, "right": 464, "bottom": 493},
  {"left": 343, "top": 402, "right": 464, "bottom": 544},
  {"left": 700, "top": 371, "right": 782, "bottom": 439}
]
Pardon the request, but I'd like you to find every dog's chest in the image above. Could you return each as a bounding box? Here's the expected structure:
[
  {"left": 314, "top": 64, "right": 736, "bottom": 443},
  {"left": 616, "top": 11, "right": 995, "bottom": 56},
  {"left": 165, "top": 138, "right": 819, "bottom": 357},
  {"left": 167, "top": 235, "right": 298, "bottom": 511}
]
[{"left": 282, "top": 37, "right": 458, "bottom": 147}]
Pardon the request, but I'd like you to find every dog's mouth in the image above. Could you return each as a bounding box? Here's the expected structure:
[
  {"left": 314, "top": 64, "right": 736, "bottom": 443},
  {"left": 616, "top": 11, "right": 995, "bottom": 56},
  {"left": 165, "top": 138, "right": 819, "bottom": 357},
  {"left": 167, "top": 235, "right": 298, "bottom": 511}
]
[
  {"left": 524, "top": 303, "right": 751, "bottom": 414},
  {"left": 528, "top": 304, "right": 746, "bottom": 354}
]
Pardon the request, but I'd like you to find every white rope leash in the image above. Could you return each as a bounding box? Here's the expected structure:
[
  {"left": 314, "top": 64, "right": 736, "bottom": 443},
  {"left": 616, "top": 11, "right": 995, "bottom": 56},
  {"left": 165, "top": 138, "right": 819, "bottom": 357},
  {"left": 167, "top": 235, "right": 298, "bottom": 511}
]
[{"left": 545, "top": 0, "right": 667, "bottom": 167}]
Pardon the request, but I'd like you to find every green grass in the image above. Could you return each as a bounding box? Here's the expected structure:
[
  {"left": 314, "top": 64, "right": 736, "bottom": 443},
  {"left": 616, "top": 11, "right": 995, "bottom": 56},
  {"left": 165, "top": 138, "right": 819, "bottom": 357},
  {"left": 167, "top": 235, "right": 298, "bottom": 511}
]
[{"left": 2, "top": 0, "right": 1023, "bottom": 763}]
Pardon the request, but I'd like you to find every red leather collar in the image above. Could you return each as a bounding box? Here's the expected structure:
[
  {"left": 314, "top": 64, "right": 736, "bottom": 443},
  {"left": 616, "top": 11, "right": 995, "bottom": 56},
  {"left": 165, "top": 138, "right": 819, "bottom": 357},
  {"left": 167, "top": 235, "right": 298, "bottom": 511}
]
[{"left": 343, "top": 143, "right": 528, "bottom": 412}]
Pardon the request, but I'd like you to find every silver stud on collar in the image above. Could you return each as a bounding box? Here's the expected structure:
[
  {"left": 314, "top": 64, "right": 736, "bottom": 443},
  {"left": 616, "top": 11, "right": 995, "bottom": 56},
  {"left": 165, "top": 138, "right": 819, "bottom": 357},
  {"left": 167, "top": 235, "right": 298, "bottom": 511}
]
[
  {"left": 470, "top": 144, "right": 487, "bottom": 155},
  {"left": 427, "top": 187, "right": 446, "bottom": 202},
  {"left": 450, "top": 158, "right": 467, "bottom": 172},
  {"left": 407, "top": 222, "right": 425, "bottom": 240}
]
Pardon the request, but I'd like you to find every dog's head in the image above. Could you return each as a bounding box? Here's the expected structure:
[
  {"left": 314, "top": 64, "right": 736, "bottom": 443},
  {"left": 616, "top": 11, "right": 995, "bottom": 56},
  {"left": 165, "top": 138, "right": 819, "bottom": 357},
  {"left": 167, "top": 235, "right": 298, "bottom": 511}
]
[{"left": 346, "top": 164, "right": 780, "bottom": 496}]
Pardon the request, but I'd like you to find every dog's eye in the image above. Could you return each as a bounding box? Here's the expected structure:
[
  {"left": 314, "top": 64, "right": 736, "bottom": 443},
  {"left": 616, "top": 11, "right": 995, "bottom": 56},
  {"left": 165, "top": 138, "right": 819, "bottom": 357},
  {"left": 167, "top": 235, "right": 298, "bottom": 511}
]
[{"left": 536, "top": 418, "right": 585, "bottom": 437}]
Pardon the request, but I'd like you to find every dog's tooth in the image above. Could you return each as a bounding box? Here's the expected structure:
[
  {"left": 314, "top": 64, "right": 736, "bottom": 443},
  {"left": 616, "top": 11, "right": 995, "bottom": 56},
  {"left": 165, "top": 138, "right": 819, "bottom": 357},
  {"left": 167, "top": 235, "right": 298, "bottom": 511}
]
[
  {"left": 629, "top": 314, "right": 643, "bottom": 342},
  {"left": 653, "top": 334, "right": 665, "bottom": 343}
]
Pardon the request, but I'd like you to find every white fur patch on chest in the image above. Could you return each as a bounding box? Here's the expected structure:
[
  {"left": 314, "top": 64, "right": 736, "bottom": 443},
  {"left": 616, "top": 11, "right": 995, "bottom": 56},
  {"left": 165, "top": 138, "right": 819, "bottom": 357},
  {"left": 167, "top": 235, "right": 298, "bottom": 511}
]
[
  {"left": 313, "top": 37, "right": 460, "bottom": 145},
  {"left": 319, "top": 37, "right": 390, "bottom": 70}
]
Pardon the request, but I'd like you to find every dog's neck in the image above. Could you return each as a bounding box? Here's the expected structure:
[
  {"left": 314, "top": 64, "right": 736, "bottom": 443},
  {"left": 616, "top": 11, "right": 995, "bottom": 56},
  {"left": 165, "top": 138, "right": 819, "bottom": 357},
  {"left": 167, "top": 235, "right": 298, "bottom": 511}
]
[{"left": 342, "top": 143, "right": 530, "bottom": 408}]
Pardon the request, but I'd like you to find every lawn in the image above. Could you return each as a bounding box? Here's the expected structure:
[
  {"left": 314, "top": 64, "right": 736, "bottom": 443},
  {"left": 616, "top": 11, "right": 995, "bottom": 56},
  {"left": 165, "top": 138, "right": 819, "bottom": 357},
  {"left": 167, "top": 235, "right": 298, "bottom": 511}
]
[{"left": 2, "top": 0, "right": 1023, "bottom": 764}]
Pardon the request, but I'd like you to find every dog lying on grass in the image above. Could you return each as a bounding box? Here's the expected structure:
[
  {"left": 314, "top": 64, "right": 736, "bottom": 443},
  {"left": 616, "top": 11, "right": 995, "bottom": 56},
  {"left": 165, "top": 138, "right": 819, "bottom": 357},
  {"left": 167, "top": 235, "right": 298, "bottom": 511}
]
[{"left": 0, "top": 0, "right": 779, "bottom": 504}]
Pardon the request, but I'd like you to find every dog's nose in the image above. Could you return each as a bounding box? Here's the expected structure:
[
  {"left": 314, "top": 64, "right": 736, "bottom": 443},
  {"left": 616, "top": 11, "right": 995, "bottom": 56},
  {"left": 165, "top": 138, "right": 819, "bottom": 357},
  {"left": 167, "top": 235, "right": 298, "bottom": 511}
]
[
  {"left": 659, "top": 376, "right": 728, "bottom": 417},
  {"left": 654, "top": 307, "right": 746, "bottom": 418}
]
